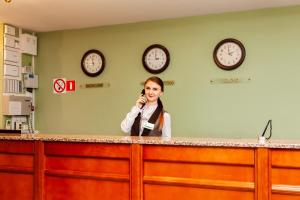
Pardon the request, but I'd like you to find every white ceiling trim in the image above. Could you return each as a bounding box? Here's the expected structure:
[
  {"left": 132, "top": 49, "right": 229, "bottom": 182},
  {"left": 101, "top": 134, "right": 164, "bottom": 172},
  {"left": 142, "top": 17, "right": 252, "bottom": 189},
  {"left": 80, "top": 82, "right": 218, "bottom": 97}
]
[{"left": 0, "top": 0, "right": 300, "bottom": 32}]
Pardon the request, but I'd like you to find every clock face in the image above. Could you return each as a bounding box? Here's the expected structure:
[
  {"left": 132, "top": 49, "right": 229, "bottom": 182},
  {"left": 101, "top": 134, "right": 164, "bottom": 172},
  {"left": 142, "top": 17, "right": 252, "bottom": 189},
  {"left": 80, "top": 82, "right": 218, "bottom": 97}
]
[
  {"left": 213, "top": 38, "right": 246, "bottom": 70},
  {"left": 81, "top": 49, "right": 105, "bottom": 77},
  {"left": 142, "top": 44, "right": 170, "bottom": 74}
]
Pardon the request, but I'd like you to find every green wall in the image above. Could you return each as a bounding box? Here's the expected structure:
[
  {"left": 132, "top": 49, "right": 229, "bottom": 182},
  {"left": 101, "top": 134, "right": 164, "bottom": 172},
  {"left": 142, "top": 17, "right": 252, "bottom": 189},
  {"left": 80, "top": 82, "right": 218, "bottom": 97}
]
[{"left": 36, "top": 6, "right": 300, "bottom": 139}]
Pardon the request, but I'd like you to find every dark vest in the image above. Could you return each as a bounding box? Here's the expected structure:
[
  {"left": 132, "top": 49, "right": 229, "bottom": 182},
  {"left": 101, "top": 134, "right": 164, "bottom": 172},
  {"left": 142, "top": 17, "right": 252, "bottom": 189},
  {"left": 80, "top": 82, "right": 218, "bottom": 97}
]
[{"left": 131, "top": 111, "right": 164, "bottom": 136}]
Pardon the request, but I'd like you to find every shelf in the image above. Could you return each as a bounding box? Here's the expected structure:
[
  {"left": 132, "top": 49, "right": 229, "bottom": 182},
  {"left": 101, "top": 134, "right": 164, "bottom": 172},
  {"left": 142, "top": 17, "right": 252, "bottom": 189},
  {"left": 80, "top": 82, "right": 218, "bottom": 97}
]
[
  {"left": 4, "top": 34, "right": 19, "bottom": 40},
  {"left": 3, "top": 93, "right": 28, "bottom": 97}
]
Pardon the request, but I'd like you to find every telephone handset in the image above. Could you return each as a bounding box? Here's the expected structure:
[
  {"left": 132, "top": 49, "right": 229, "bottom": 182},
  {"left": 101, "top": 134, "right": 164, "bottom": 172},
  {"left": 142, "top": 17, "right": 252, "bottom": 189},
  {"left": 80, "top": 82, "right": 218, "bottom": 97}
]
[{"left": 141, "top": 89, "right": 147, "bottom": 108}]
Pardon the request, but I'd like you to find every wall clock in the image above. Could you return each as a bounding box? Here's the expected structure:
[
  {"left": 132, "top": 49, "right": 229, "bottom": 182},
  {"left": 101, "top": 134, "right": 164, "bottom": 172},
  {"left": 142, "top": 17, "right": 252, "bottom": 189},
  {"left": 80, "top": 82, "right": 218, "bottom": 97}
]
[
  {"left": 81, "top": 49, "right": 105, "bottom": 77},
  {"left": 213, "top": 38, "right": 246, "bottom": 70},
  {"left": 142, "top": 44, "right": 170, "bottom": 74}
]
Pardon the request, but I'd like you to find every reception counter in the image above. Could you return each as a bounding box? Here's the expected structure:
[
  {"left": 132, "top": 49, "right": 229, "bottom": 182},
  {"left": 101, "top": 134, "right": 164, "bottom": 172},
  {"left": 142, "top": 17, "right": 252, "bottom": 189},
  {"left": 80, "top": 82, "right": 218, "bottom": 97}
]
[{"left": 0, "top": 134, "right": 300, "bottom": 200}]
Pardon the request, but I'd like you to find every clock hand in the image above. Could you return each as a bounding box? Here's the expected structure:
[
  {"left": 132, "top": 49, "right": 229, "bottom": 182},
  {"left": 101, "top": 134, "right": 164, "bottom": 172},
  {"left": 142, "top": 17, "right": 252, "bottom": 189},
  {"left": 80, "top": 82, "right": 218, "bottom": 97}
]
[{"left": 229, "top": 51, "right": 236, "bottom": 56}]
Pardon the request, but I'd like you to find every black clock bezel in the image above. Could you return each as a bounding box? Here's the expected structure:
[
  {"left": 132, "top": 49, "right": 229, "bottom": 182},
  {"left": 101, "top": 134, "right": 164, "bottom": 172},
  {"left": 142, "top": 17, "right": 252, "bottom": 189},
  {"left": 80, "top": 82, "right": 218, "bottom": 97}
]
[
  {"left": 213, "top": 38, "right": 246, "bottom": 71},
  {"left": 81, "top": 49, "right": 105, "bottom": 77},
  {"left": 142, "top": 44, "right": 170, "bottom": 74}
]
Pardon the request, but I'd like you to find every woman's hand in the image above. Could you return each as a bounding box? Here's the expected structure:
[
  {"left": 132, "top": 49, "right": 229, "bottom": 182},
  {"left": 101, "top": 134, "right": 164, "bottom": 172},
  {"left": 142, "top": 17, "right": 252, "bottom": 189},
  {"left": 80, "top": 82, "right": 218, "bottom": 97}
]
[{"left": 136, "top": 95, "right": 147, "bottom": 108}]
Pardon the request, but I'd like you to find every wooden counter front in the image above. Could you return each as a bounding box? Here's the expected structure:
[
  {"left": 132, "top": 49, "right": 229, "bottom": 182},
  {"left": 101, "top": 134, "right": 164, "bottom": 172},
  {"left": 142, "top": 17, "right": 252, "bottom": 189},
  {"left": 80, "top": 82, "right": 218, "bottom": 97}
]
[
  {"left": 44, "top": 142, "right": 131, "bottom": 200},
  {"left": 0, "top": 136, "right": 299, "bottom": 200},
  {"left": 271, "top": 149, "right": 300, "bottom": 200},
  {"left": 0, "top": 140, "right": 35, "bottom": 200},
  {"left": 142, "top": 146, "right": 256, "bottom": 200}
]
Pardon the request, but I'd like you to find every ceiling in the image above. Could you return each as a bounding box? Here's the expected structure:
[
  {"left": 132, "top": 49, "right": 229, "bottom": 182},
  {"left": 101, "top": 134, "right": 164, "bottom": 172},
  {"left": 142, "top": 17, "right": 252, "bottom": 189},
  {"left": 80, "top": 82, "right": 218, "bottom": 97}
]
[{"left": 1, "top": 0, "right": 300, "bottom": 32}]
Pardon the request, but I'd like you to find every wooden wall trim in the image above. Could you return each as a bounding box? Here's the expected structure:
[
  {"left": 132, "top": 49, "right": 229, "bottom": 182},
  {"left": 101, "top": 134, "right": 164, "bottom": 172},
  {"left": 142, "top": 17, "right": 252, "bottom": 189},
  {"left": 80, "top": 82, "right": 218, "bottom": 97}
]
[
  {"left": 0, "top": 166, "right": 33, "bottom": 173},
  {"left": 144, "top": 176, "right": 254, "bottom": 191},
  {"left": 130, "top": 144, "right": 142, "bottom": 200},
  {"left": 34, "top": 141, "right": 45, "bottom": 200},
  {"left": 272, "top": 185, "right": 300, "bottom": 195},
  {"left": 255, "top": 148, "right": 269, "bottom": 200}
]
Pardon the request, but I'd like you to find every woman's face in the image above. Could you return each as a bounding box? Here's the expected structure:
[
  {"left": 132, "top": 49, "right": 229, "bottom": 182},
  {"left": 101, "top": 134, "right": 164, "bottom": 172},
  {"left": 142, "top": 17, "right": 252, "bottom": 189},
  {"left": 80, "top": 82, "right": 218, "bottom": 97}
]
[{"left": 144, "top": 80, "right": 163, "bottom": 104}]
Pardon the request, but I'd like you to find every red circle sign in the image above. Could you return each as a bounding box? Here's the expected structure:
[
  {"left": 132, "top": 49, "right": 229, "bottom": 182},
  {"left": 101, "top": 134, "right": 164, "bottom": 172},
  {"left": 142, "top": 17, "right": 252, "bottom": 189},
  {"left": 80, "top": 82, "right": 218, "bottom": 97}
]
[{"left": 53, "top": 79, "right": 66, "bottom": 93}]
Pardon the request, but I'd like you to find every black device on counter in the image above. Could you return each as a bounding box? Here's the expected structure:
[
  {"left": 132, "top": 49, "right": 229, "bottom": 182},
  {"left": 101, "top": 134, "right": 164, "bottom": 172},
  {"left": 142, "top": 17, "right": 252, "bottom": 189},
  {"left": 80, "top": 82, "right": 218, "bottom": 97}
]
[
  {"left": 0, "top": 129, "right": 21, "bottom": 135},
  {"left": 261, "top": 120, "right": 272, "bottom": 140}
]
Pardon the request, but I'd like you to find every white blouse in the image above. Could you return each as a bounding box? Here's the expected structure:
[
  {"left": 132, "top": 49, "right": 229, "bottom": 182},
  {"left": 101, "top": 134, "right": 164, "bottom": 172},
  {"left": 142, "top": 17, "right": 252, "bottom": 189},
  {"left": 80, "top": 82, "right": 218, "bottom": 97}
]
[{"left": 121, "top": 104, "right": 171, "bottom": 138}]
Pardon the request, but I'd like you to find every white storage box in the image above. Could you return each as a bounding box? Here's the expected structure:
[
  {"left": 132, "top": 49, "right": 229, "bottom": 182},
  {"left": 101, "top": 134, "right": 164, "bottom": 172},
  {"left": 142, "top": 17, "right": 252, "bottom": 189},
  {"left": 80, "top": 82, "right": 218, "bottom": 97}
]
[
  {"left": 2, "top": 96, "right": 32, "bottom": 116},
  {"left": 24, "top": 74, "right": 38, "bottom": 88},
  {"left": 4, "top": 35, "right": 19, "bottom": 49},
  {"left": 20, "top": 33, "right": 37, "bottom": 55},
  {"left": 4, "top": 25, "right": 16, "bottom": 36},
  {"left": 4, "top": 48, "right": 21, "bottom": 63},
  {"left": 4, "top": 64, "right": 19, "bottom": 77}
]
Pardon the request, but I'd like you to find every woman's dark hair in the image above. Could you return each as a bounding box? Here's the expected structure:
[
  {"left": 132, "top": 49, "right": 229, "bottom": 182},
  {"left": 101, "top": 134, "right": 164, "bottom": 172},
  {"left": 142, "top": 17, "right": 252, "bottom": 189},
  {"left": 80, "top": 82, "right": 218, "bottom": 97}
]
[{"left": 144, "top": 76, "right": 164, "bottom": 92}]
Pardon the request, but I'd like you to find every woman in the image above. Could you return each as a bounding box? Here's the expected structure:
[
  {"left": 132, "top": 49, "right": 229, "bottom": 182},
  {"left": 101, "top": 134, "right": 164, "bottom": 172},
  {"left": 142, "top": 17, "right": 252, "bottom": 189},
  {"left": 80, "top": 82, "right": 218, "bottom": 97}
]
[{"left": 121, "top": 76, "right": 171, "bottom": 137}]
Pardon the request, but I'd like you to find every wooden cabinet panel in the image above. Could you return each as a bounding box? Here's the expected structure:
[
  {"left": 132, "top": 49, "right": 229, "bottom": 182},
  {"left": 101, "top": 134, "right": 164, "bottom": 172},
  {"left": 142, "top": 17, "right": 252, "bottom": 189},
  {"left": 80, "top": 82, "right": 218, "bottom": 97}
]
[
  {"left": 0, "top": 141, "right": 35, "bottom": 199},
  {"left": 46, "top": 156, "right": 129, "bottom": 175},
  {"left": 0, "top": 172, "right": 34, "bottom": 200},
  {"left": 272, "top": 149, "right": 300, "bottom": 168},
  {"left": 272, "top": 168, "right": 300, "bottom": 185},
  {"left": 143, "top": 146, "right": 254, "bottom": 165},
  {"left": 45, "top": 142, "right": 130, "bottom": 158},
  {"left": 144, "top": 161, "right": 254, "bottom": 182},
  {"left": 143, "top": 146, "right": 255, "bottom": 200},
  {"left": 0, "top": 154, "right": 33, "bottom": 170},
  {"left": 45, "top": 176, "right": 130, "bottom": 200},
  {"left": 144, "top": 184, "right": 254, "bottom": 200},
  {"left": 271, "top": 149, "right": 300, "bottom": 198},
  {"left": 0, "top": 141, "right": 34, "bottom": 173},
  {"left": 44, "top": 142, "right": 131, "bottom": 199},
  {"left": 0, "top": 141, "right": 34, "bottom": 154}
]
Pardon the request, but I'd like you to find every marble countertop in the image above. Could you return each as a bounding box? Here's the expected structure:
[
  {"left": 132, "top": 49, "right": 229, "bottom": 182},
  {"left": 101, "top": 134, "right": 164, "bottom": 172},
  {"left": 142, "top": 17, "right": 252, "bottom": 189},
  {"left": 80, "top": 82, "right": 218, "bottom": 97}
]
[{"left": 0, "top": 133, "right": 300, "bottom": 149}]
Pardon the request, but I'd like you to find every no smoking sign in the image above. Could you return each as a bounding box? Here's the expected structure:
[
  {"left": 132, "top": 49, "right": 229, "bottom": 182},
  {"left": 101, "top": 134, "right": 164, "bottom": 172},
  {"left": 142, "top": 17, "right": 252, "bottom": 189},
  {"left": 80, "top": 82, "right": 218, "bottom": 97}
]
[{"left": 53, "top": 78, "right": 76, "bottom": 94}]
